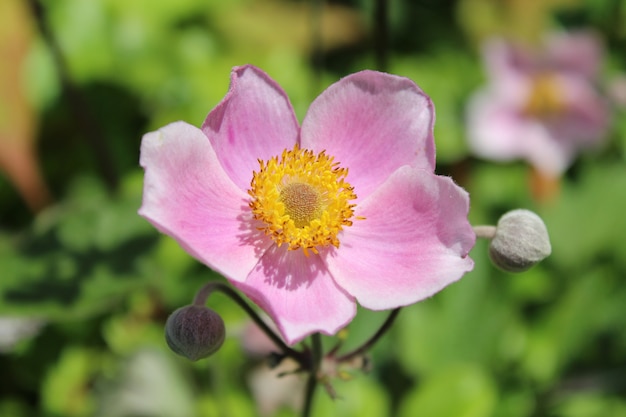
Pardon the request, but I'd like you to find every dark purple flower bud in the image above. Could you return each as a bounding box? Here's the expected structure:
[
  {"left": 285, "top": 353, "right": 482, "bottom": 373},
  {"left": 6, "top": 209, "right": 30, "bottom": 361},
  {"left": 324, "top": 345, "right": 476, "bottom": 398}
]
[
  {"left": 165, "top": 305, "right": 225, "bottom": 361},
  {"left": 489, "top": 209, "right": 551, "bottom": 272}
]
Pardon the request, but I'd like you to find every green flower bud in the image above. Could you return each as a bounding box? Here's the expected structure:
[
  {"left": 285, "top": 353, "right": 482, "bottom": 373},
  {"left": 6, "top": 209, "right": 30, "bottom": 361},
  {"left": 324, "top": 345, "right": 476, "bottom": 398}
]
[
  {"left": 489, "top": 209, "right": 551, "bottom": 273},
  {"left": 165, "top": 305, "right": 225, "bottom": 361}
]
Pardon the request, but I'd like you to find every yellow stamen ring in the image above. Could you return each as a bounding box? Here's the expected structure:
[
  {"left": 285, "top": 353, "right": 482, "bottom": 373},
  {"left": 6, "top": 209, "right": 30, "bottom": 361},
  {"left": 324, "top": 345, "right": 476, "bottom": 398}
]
[
  {"left": 523, "top": 73, "right": 565, "bottom": 118},
  {"left": 248, "top": 145, "right": 357, "bottom": 255}
]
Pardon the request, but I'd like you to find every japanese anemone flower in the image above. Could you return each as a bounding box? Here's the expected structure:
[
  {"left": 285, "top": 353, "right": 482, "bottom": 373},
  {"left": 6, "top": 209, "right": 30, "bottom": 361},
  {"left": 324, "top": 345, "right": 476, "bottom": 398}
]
[
  {"left": 466, "top": 32, "right": 611, "bottom": 176},
  {"left": 139, "top": 65, "right": 475, "bottom": 345}
]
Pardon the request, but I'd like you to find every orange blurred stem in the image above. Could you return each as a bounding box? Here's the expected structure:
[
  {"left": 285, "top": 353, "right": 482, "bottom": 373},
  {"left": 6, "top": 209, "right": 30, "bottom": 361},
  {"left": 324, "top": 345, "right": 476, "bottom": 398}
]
[{"left": 530, "top": 167, "right": 561, "bottom": 204}]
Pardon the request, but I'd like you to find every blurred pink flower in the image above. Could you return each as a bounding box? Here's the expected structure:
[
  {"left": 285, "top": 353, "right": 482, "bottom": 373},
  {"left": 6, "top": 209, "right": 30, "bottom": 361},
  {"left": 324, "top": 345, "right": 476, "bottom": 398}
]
[
  {"left": 467, "top": 32, "right": 611, "bottom": 175},
  {"left": 139, "top": 65, "right": 475, "bottom": 344}
]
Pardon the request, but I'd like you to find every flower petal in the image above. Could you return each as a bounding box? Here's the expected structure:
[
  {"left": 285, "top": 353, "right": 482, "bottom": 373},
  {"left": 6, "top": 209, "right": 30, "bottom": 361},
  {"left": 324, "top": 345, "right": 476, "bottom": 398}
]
[
  {"left": 466, "top": 89, "right": 529, "bottom": 161},
  {"left": 201, "top": 65, "right": 300, "bottom": 191},
  {"left": 557, "top": 74, "right": 611, "bottom": 144},
  {"left": 546, "top": 31, "right": 603, "bottom": 79},
  {"left": 326, "top": 166, "right": 475, "bottom": 310},
  {"left": 139, "top": 121, "right": 271, "bottom": 282},
  {"left": 233, "top": 245, "right": 356, "bottom": 345},
  {"left": 300, "top": 70, "right": 435, "bottom": 200}
]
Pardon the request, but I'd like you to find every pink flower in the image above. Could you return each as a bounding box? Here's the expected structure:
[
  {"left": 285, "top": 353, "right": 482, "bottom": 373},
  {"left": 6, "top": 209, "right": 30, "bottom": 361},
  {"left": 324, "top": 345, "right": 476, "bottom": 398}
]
[
  {"left": 139, "top": 65, "right": 475, "bottom": 345},
  {"left": 467, "top": 32, "right": 611, "bottom": 175}
]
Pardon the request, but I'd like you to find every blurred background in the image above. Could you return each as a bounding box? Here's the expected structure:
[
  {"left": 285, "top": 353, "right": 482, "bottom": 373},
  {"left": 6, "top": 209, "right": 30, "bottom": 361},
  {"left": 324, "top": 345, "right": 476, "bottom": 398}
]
[{"left": 1, "top": 0, "right": 626, "bottom": 416}]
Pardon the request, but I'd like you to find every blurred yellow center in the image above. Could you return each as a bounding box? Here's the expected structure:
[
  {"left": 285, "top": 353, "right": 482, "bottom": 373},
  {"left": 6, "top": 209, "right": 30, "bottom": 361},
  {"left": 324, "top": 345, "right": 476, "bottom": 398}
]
[
  {"left": 279, "top": 183, "right": 322, "bottom": 228},
  {"left": 523, "top": 73, "right": 565, "bottom": 118},
  {"left": 248, "top": 145, "right": 357, "bottom": 255}
]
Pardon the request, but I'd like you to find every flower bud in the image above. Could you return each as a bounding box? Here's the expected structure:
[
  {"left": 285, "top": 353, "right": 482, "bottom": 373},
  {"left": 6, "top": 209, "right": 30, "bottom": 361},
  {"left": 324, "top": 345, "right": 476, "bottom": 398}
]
[
  {"left": 489, "top": 209, "right": 551, "bottom": 272},
  {"left": 165, "top": 305, "right": 225, "bottom": 361}
]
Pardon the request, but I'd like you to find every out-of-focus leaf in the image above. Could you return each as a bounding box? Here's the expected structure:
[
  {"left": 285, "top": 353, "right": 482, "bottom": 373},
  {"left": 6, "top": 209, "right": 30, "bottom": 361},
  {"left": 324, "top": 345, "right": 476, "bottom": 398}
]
[
  {"left": 199, "top": 391, "right": 256, "bottom": 417},
  {"left": 543, "top": 162, "right": 626, "bottom": 270},
  {"left": 213, "top": 0, "right": 365, "bottom": 55},
  {"left": 313, "top": 375, "right": 391, "bottom": 417},
  {"left": 101, "top": 292, "right": 165, "bottom": 356},
  {"left": 521, "top": 266, "right": 618, "bottom": 384},
  {"left": 395, "top": 240, "right": 526, "bottom": 376},
  {"left": 41, "top": 346, "right": 101, "bottom": 417},
  {"left": 492, "top": 389, "right": 536, "bottom": 417},
  {"left": 457, "top": 0, "right": 581, "bottom": 44},
  {"left": 554, "top": 393, "right": 626, "bottom": 417},
  {"left": 0, "top": 400, "right": 30, "bottom": 417},
  {"left": 398, "top": 363, "right": 497, "bottom": 417},
  {"left": 467, "top": 163, "right": 532, "bottom": 218},
  {"left": 0, "top": 176, "right": 158, "bottom": 318}
]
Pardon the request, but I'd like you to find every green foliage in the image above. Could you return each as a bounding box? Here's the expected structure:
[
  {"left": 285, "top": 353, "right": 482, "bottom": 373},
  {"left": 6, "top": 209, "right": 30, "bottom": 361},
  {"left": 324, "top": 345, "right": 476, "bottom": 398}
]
[{"left": 398, "top": 364, "right": 497, "bottom": 417}]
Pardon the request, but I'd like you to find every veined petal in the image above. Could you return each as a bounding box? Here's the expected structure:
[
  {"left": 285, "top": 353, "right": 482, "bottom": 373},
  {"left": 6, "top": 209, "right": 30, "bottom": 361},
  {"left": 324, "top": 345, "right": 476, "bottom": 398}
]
[
  {"left": 139, "top": 121, "right": 271, "bottom": 282},
  {"left": 234, "top": 245, "right": 356, "bottom": 345},
  {"left": 326, "top": 166, "right": 475, "bottom": 310},
  {"left": 300, "top": 70, "right": 435, "bottom": 201},
  {"left": 201, "top": 65, "right": 300, "bottom": 192}
]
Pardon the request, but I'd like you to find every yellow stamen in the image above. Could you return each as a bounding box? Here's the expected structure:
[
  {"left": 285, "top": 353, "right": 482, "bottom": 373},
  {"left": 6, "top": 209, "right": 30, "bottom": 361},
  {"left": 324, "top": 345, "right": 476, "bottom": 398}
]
[
  {"left": 248, "top": 145, "right": 358, "bottom": 254},
  {"left": 523, "top": 73, "right": 565, "bottom": 118}
]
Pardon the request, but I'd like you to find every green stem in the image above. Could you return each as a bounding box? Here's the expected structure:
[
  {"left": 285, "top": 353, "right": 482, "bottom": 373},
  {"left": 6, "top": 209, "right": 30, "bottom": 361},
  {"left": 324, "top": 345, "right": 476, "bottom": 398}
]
[
  {"left": 337, "top": 308, "right": 401, "bottom": 363},
  {"left": 302, "top": 333, "right": 323, "bottom": 417},
  {"left": 28, "top": 0, "right": 119, "bottom": 191},
  {"left": 473, "top": 225, "right": 497, "bottom": 239},
  {"left": 193, "top": 281, "right": 305, "bottom": 364},
  {"left": 374, "top": 0, "right": 389, "bottom": 72}
]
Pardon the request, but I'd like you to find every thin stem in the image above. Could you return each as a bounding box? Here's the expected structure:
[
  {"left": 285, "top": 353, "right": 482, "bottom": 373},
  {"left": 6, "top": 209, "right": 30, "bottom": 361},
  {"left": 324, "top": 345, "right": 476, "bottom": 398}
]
[
  {"left": 310, "top": 0, "right": 323, "bottom": 96},
  {"left": 337, "top": 308, "right": 401, "bottom": 363},
  {"left": 193, "top": 281, "right": 305, "bottom": 363},
  {"left": 473, "top": 225, "right": 497, "bottom": 239},
  {"left": 302, "top": 333, "right": 323, "bottom": 417},
  {"left": 373, "top": 0, "right": 389, "bottom": 72},
  {"left": 27, "top": 0, "right": 119, "bottom": 191}
]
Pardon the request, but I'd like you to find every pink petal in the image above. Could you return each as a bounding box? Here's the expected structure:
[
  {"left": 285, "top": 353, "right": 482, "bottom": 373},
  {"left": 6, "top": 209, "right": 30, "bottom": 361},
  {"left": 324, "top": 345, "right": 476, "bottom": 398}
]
[
  {"left": 521, "top": 123, "right": 571, "bottom": 175},
  {"left": 557, "top": 74, "right": 611, "bottom": 144},
  {"left": 201, "top": 65, "right": 300, "bottom": 192},
  {"left": 300, "top": 70, "right": 435, "bottom": 201},
  {"left": 546, "top": 31, "right": 603, "bottom": 79},
  {"left": 233, "top": 245, "right": 356, "bottom": 345},
  {"left": 467, "top": 91, "right": 571, "bottom": 175},
  {"left": 326, "top": 166, "right": 475, "bottom": 310},
  {"left": 139, "top": 121, "right": 271, "bottom": 282},
  {"left": 482, "top": 40, "right": 534, "bottom": 104},
  {"left": 466, "top": 90, "right": 529, "bottom": 160}
]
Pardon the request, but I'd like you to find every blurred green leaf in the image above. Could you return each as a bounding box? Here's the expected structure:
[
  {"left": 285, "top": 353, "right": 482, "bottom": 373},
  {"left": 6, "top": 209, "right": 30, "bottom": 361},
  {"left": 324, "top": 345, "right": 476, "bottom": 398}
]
[
  {"left": 554, "top": 393, "right": 626, "bottom": 417},
  {"left": 0, "top": 176, "right": 158, "bottom": 318},
  {"left": 398, "top": 363, "right": 497, "bottom": 417},
  {"left": 543, "top": 161, "right": 626, "bottom": 270},
  {"left": 313, "top": 375, "right": 391, "bottom": 417},
  {"left": 41, "top": 346, "right": 101, "bottom": 416}
]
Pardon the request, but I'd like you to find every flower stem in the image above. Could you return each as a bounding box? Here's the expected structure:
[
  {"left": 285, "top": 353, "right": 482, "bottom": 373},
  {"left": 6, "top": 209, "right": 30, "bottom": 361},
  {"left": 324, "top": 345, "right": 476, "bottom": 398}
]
[
  {"left": 374, "top": 0, "right": 389, "bottom": 72},
  {"left": 473, "top": 225, "right": 497, "bottom": 239},
  {"left": 28, "top": 0, "right": 119, "bottom": 191},
  {"left": 336, "top": 308, "right": 401, "bottom": 363},
  {"left": 302, "top": 333, "right": 322, "bottom": 417},
  {"left": 193, "top": 281, "right": 305, "bottom": 363}
]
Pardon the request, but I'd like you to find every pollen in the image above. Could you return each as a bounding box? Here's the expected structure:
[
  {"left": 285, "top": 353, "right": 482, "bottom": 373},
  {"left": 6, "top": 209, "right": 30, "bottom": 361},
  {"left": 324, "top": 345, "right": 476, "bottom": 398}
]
[
  {"left": 248, "top": 145, "right": 358, "bottom": 255},
  {"left": 523, "top": 73, "right": 565, "bottom": 118}
]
